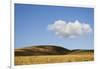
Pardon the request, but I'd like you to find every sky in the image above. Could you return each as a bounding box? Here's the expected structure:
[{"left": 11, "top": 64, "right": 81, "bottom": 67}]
[{"left": 15, "top": 3, "right": 94, "bottom": 49}]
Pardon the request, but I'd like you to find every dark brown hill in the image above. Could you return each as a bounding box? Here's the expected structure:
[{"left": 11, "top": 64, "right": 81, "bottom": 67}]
[{"left": 15, "top": 45, "right": 71, "bottom": 56}]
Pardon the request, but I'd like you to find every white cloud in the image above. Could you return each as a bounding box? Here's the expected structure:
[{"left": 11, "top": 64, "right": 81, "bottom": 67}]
[{"left": 48, "top": 20, "right": 92, "bottom": 38}]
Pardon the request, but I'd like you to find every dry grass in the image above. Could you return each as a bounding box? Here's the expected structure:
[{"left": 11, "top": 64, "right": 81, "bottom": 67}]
[{"left": 15, "top": 54, "right": 94, "bottom": 65}]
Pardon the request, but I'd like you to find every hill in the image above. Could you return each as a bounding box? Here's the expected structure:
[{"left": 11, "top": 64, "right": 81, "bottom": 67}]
[
  {"left": 70, "top": 49, "right": 94, "bottom": 55},
  {"left": 15, "top": 45, "right": 94, "bottom": 65},
  {"left": 15, "top": 45, "right": 71, "bottom": 56},
  {"left": 15, "top": 45, "right": 94, "bottom": 56}
]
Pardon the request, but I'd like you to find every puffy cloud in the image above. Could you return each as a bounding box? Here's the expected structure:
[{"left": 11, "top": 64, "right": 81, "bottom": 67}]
[{"left": 48, "top": 20, "right": 92, "bottom": 38}]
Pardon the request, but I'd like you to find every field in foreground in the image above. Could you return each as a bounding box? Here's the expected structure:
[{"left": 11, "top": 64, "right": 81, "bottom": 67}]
[
  {"left": 15, "top": 54, "right": 94, "bottom": 65},
  {"left": 15, "top": 45, "right": 94, "bottom": 65}
]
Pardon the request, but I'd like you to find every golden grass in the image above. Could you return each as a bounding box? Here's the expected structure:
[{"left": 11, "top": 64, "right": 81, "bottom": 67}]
[{"left": 15, "top": 54, "right": 94, "bottom": 65}]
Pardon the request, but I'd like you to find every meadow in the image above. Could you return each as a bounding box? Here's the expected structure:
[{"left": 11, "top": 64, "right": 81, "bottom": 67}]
[
  {"left": 15, "top": 53, "right": 94, "bottom": 65},
  {"left": 15, "top": 45, "right": 94, "bottom": 65}
]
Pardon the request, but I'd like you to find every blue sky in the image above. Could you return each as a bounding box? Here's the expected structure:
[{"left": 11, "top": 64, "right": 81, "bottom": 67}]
[{"left": 15, "top": 4, "right": 94, "bottom": 49}]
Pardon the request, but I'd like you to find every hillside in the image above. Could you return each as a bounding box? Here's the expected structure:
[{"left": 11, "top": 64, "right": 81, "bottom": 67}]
[
  {"left": 15, "top": 45, "right": 94, "bottom": 65},
  {"left": 70, "top": 49, "right": 94, "bottom": 55},
  {"left": 15, "top": 45, "right": 71, "bottom": 56},
  {"left": 15, "top": 45, "right": 94, "bottom": 56}
]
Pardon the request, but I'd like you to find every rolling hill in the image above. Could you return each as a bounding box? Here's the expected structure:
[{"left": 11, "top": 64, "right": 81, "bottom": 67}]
[
  {"left": 15, "top": 45, "right": 94, "bottom": 56},
  {"left": 15, "top": 45, "right": 71, "bottom": 56}
]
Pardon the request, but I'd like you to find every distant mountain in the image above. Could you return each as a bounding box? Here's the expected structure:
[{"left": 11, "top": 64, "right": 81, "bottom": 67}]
[
  {"left": 70, "top": 49, "right": 94, "bottom": 55},
  {"left": 15, "top": 45, "right": 94, "bottom": 56}
]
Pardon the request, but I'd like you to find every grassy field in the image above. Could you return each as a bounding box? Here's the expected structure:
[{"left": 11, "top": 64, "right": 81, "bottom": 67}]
[
  {"left": 15, "top": 45, "right": 94, "bottom": 65},
  {"left": 15, "top": 54, "right": 94, "bottom": 65}
]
